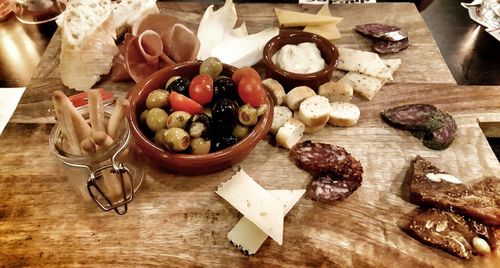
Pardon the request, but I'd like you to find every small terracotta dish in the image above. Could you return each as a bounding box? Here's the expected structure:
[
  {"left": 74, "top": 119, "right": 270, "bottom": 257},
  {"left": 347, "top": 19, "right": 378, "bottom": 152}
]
[
  {"left": 262, "top": 30, "right": 339, "bottom": 91},
  {"left": 127, "top": 61, "right": 274, "bottom": 175}
]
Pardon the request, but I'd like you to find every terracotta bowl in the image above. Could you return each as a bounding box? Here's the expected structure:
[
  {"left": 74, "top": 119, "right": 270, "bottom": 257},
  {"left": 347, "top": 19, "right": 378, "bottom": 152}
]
[
  {"left": 127, "top": 61, "right": 274, "bottom": 175},
  {"left": 262, "top": 30, "right": 339, "bottom": 92}
]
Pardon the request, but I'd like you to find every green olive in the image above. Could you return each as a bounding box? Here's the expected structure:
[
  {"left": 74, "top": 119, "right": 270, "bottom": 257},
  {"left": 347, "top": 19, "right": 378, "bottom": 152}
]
[
  {"left": 167, "top": 111, "right": 191, "bottom": 129},
  {"left": 232, "top": 124, "right": 249, "bottom": 140},
  {"left": 190, "top": 137, "right": 211, "bottom": 155},
  {"left": 257, "top": 104, "right": 268, "bottom": 116},
  {"left": 140, "top": 109, "right": 149, "bottom": 125},
  {"left": 146, "top": 108, "right": 168, "bottom": 132},
  {"left": 165, "top": 76, "right": 181, "bottom": 89},
  {"left": 199, "top": 57, "right": 223, "bottom": 79},
  {"left": 202, "top": 108, "right": 212, "bottom": 118},
  {"left": 154, "top": 129, "right": 168, "bottom": 146},
  {"left": 146, "top": 89, "right": 169, "bottom": 109},
  {"left": 163, "top": 127, "right": 190, "bottom": 152},
  {"left": 238, "top": 104, "right": 258, "bottom": 126}
]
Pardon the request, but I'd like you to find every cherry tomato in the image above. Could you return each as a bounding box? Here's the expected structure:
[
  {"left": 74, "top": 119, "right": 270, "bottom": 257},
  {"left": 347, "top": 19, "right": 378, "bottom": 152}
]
[
  {"left": 169, "top": 92, "right": 204, "bottom": 115},
  {"left": 189, "top": 74, "right": 213, "bottom": 105},
  {"left": 232, "top": 67, "right": 260, "bottom": 84},
  {"left": 237, "top": 76, "right": 266, "bottom": 107}
]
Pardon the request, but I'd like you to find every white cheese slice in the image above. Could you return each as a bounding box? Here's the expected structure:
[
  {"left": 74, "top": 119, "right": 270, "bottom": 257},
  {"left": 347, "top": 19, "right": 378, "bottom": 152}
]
[
  {"left": 227, "top": 189, "right": 306, "bottom": 255},
  {"left": 216, "top": 169, "right": 285, "bottom": 245},
  {"left": 337, "top": 48, "right": 393, "bottom": 80},
  {"left": 338, "top": 58, "right": 401, "bottom": 101},
  {"left": 275, "top": 8, "right": 342, "bottom": 27},
  {"left": 303, "top": 5, "right": 342, "bottom": 40}
]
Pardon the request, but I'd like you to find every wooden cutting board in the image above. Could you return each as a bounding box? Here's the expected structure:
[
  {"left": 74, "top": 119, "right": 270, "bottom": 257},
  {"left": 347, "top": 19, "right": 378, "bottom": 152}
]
[
  {"left": 10, "top": 2, "right": 455, "bottom": 123},
  {"left": 1, "top": 83, "right": 499, "bottom": 267}
]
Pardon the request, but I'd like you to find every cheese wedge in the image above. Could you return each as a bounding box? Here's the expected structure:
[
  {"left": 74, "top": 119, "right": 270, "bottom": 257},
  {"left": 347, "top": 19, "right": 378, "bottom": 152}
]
[
  {"left": 275, "top": 8, "right": 342, "bottom": 27},
  {"left": 337, "top": 48, "right": 393, "bottom": 80},
  {"left": 303, "top": 5, "right": 342, "bottom": 40},
  {"left": 339, "top": 58, "right": 401, "bottom": 101},
  {"left": 216, "top": 169, "right": 284, "bottom": 245},
  {"left": 228, "top": 189, "right": 306, "bottom": 255}
]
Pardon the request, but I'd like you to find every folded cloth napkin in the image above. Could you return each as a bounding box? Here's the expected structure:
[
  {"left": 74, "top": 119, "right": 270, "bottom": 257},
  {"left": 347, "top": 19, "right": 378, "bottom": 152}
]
[{"left": 0, "top": 87, "right": 26, "bottom": 136}]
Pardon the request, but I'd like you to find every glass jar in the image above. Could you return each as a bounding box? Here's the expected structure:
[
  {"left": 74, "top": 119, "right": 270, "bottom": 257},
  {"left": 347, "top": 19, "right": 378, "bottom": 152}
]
[
  {"left": 10, "top": 0, "right": 66, "bottom": 24},
  {"left": 49, "top": 106, "right": 144, "bottom": 215}
]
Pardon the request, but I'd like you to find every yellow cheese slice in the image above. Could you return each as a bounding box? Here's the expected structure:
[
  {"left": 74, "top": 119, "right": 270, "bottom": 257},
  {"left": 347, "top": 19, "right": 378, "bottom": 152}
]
[
  {"left": 227, "top": 189, "right": 306, "bottom": 255},
  {"left": 304, "top": 5, "right": 342, "bottom": 40},
  {"left": 275, "top": 8, "right": 342, "bottom": 27},
  {"left": 215, "top": 169, "right": 284, "bottom": 245}
]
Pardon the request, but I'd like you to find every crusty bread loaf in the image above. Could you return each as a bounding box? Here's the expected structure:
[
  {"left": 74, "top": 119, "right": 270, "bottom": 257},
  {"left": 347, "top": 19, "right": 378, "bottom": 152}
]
[
  {"left": 298, "top": 95, "right": 330, "bottom": 127},
  {"left": 270, "top": 106, "right": 293, "bottom": 134},
  {"left": 276, "top": 118, "right": 305, "bottom": 150},
  {"left": 262, "top": 78, "right": 286, "bottom": 106},
  {"left": 285, "top": 86, "right": 316, "bottom": 110},
  {"left": 328, "top": 102, "right": 360, "bottom": 127},
  {"left": 318, "top": 81, "right": 353, "bottom": 103}
]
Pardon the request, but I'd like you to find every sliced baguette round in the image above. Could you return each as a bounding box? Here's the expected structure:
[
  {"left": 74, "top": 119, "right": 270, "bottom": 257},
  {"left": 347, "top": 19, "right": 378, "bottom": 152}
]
[
  {"left": 328, "top": 102, "right": 360, "bottom": 127},
  {"left": 292, "top": 110, "right": 325, "bottom": 134},
  {"left": 285, "top": 86, "right": 316, "bottom": 111},
  {"left": 276, "top": 118, "right": 305, "bottom": 150},
  {"left": 270, "top": 106, "right": 293, "bottom": 134},
  {"left": 262, "top": 78, "right": 286, "bottom": 106},
  {"left": 318, "top": 81, "right": 353, "bottom": 103},
  {"left": 298, "top": 95, "right": 330, "bottom": 128}
]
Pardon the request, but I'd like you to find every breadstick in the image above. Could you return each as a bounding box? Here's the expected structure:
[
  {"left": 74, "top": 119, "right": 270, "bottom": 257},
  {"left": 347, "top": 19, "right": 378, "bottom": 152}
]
[
  {"left": 87, "top": 89, "right": 106, "bottom": 134},
  {"left": 93, "top": 131, "right": 114, "bottom": 148},
  {"left": 53, "top": 91, "right": 81, "bottom": 155},
  {"left": 53, "top": 90, "right": 92, "bottom": 142},
  {"left": 80, "top": 138, "right": 97, "bottom": 154},
  {"left": 107, "top": 98, "right": 130, "bottom": 140}
]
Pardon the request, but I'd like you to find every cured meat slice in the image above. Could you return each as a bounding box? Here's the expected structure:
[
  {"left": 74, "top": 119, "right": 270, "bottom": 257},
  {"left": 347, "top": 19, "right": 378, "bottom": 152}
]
[
  {"left": 407, "top": 208, "right": 496, "bottom": 259},
  {"left": 374, "top": 38, "right": 409, "bottom": 54},
  {"left": 408, "top": 156, "right": 500, "bottom": 225},
  {"left": 165, "top": 24, "right": 201, "bottom": 63},
  {"left": 355, "top": 23, "right": 400, "bottom": 39},
  {"left": 422, "top": 113, "right": 457, "bottom": 150},
  {"left": 381, "top": 104, "right": 445, "bottom": 131},
  {"left": 133, "top": 13, "right": 180, "bottom": 38},
  {"left": 308, "top": 172, "right": 362, "bottom": 202},
  {"left": 111, "top": 33, "right": 134, "bottom": 82},
  {"left": 291, "top": 141, "right": 353, "bottom": 174},
  {"left": 125, "top": 35, "right": 162, "bottom": 83},
  {"left": 291, "top": 141, "right": 363, "bottom": 203}
]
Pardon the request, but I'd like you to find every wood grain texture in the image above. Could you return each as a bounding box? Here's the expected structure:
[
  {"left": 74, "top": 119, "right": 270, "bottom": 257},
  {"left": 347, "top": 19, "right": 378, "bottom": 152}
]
[
  {"left": 1, "top": 84, "right": 499, "bottom": 267},
  {"left": 11, "top": 2, "right": 455, "bottom": 123}
]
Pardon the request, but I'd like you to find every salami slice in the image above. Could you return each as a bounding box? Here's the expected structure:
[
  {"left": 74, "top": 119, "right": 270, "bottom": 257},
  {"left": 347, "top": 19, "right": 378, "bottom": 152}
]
[
  {"left": 308, "top": 173, "right": 362, "bottom": 202},
  {"left": 422, "top": 112, "right": 457, "bottom": 150},
  {"left": 374, "top": 38, "right": 409, "bottom": 54},
  {"left": 381, "top": 104, "right": 445, "bottom": 131},
  {"left": 291, "top": 141, "right": 352, "bottom": 174},
  {"left": 355, "top": 23, "right": 400, "bottom": 39}
]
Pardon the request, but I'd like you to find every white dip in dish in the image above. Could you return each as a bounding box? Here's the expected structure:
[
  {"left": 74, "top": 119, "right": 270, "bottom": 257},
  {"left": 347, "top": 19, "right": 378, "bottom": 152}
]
[{"left": 271, "top": 42, "right": 326, "bottom": 74}]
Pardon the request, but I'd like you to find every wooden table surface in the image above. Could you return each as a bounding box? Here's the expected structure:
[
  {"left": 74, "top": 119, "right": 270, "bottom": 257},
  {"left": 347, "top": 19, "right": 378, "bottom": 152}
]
[{"left": 1, "top": 2, "right": 500, "bottom": 267}]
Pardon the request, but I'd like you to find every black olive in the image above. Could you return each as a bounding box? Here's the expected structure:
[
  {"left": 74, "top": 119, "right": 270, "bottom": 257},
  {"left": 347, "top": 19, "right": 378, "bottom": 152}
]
[
  {"left": 211, "top": 135, "right": 238, "bottom": 152},
  {"left": 213, "top": 78, "right": 241, "bottom": 104},
  {"left": 211, "top": 99, "right": 239, "bottom": 133},
  {"left": 186, "top": 113, "right": 212, "bottom": 139},
  {"left": 166, "top": 77, "right": 190, "bottom": 96}
]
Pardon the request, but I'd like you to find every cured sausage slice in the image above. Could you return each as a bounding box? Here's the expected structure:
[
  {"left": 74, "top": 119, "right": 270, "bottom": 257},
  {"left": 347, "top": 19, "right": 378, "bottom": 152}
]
[
  {"left": 291, "top": 141, "right": 352, "bottom": 174},
  {"left": 422, "top": 112, "right": 457, "bottom": 150},
  {"left": 308, "top": 170, "right": 362, "bottom": 202},
  {"left": 374, "top": 38, "right": 409, "bottom": 54},
  {"left": 381, "top": 104, "right": 445, "bottom": 131},
  {"left": 355, "top": 23, "right": 400, "bottom": 39}
]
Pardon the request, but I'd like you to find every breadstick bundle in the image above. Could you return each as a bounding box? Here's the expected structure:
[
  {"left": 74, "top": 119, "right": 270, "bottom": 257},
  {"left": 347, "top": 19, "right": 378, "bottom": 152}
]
[{"left": 52, "top": 89, "right": 130, "bottom": 155}]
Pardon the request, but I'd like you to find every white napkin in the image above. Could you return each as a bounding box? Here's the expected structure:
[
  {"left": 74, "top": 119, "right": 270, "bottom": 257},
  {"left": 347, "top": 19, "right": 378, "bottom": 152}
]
[{"left": 0, "top": 87, "right": 26, "bottom": 135}]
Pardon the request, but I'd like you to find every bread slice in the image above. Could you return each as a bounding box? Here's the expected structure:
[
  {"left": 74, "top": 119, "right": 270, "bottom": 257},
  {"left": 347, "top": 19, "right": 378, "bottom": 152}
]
[
  {"left": 270, "top": 106, "right": 293, "bottom": 134},
  {"left": 276, "top": 118, "right": 305, "bottom": 150},
  {"left": 298, "top": 96, "right": 330, "bottom": 128},
  {"left": 285, "top": 86, "right": 316, "bottom": 111},
  {"left": 328, "top": 102, "right": 360, "bottom": 127},
  {"left": 318, "top": 81, "right": 353, "bottom": 103},
  {"left": 293, "top": 110, "right": 325, "bottom": 134},
  {"left": 59, "top": 0, "right": 114, "bottom": 47},
  {"left": 262, "top": 78, "right": 286, "bottom": 106}
]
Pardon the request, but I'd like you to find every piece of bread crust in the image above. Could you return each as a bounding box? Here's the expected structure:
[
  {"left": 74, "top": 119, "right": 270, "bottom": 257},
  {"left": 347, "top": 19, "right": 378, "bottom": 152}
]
[
  {"left": 262, "top": 78, "right": 286, "bottom": 106},
  {"left": 276, "top": 118, "right": 305, "bottom": 149},
  {"left": 285, "top": 86, "right": 316, "bottom": 111}
]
